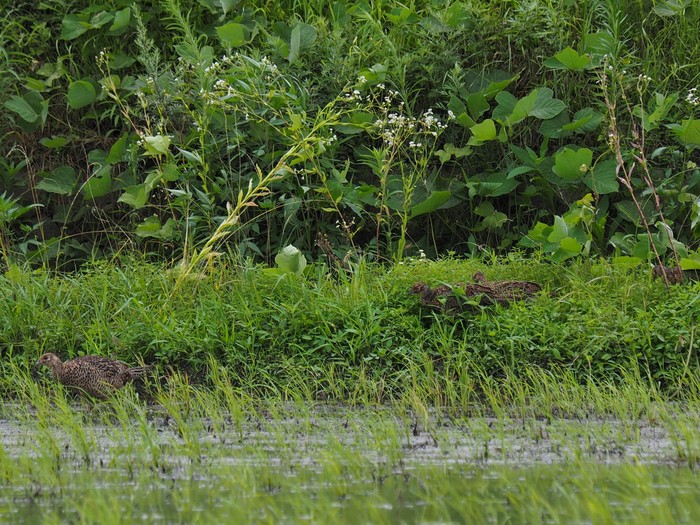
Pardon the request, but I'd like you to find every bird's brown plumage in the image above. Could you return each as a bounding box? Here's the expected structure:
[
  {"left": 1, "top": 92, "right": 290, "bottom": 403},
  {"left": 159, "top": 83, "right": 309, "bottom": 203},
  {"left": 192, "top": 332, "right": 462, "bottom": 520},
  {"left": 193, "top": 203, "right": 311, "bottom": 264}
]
[
  {"left": 35, "top": 353, "right": 152, "bottom": 399},
  {"left": 652, "top": 264, "right": 683, "bottom": 284},
  {"left": 471, "top": 271, "right": 542, "bottom": 301},
  {"left": 410, "top": 282, "right": 462, "bottom": 311},
  {"left": 410, "top": 273, "right": 542, "bottom": 312}
]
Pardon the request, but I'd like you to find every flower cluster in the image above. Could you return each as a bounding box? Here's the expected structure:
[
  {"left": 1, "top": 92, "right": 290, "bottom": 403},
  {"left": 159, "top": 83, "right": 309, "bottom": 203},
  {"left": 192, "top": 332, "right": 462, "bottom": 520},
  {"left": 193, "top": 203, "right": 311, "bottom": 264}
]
[
  {"left": 324, "top": 131, "right": 338, "bottom": 146},
  {"left": 687, "top": 88, "right": 699, "bottom": 107},
  {"left": 203, "top": 54, "right": 235, "bottom": 74},
  {"left": 374, "top": 107, "right": 448, "bottom": 148}
]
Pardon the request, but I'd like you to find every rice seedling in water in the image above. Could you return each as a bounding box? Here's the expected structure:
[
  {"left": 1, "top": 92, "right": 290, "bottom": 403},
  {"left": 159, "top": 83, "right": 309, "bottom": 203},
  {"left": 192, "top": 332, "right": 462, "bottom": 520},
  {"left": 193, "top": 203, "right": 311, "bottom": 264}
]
[{"left": 4, "top": 397, "right": 700, "bottom": 523}]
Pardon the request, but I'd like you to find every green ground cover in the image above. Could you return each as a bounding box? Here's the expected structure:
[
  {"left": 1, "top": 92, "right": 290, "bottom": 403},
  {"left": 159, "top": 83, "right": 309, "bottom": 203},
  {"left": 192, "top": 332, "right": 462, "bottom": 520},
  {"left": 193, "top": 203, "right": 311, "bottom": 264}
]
[{"left": 1, "top": 257, "right": 698, "bottom": 395}]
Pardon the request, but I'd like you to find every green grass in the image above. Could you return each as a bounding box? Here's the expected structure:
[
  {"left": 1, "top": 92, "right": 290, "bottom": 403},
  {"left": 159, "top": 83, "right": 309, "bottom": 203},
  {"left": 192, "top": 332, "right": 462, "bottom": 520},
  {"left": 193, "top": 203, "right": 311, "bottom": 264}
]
[{"left": 1, "top": 255, "right": 698, "bottom": 400}]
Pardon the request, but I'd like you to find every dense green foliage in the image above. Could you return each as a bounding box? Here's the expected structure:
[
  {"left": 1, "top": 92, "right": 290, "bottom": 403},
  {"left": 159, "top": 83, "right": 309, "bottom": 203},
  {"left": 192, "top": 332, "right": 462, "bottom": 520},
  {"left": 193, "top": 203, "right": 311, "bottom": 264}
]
[
  {"left": 2, "top": 258, "right": 698, "bottom": 395},
  {"left": 1, "top": 0, "right": 699, "bottom": 269}
]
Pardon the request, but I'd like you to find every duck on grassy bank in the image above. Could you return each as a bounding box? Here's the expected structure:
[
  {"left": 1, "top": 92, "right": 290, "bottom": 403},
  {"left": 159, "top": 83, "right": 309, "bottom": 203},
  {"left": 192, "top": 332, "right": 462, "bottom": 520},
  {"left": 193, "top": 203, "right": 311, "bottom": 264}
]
[
  {"left": 411, "top": 272, "right": 542, "bottom": 312},
  {"left": 34, "top": 353, "right": 152, "bottom": 399},
  {"left": 471, "top": 271, "right": 542, "bottom": 301},
  {"left": 651, "top": 265, "right": 684, "bottom": 285}
]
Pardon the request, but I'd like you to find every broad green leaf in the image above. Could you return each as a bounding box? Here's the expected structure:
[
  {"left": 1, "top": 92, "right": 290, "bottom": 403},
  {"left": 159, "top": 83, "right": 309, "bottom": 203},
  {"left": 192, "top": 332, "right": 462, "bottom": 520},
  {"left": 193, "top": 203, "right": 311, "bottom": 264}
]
[
  {"left": 553, "top": 147, "right": 593, "bottom": 181},
  {"left": 4, "top": 96, "right": 39, "bottom": 122},
  {"left": 584, "top": 159, "right": 619, "bottom": 194},
  {"left": 143, "top": 135, "right": 171, "bottom": 156},
  {"left": 175, "top": 43, "right": 205, "bottom": 64},
  {"left": 680, "top": 257, "right": 700, "bottom": 270},
  {"left": 67, "top": 80, "right": 97, "bottom": 109},
  {"left": 435, "top": 143, "right": 472, "bottom": 163},
  {"left": 274, "top": 244, "right": 307, "bottom": 274},
  {"left": 612, "top": 256, "right": 644, "bottom": 270},
  {"left": 448, "top": 95, "right": 467, "bottom": 116},
  {"left": 40, "top": 136, "right": 70, "bottom": 149},
  {"left": 36, "top": 166, "right": 76, "bottom": 195},
  {"left": 408, "top": 190, "right": 451, "bottom": 218},
  {"left": 109, "top": 54, "right": 136, "bottom": 69},
  {"left": 387, "top": 7, "right": 419, "bottom": 24},
  {"left": 88, "top": 148, "right": 108, "bottom": 165},
  {"left": 161, "top": 163, "right": 181, "bottom": 182},
  {"left": 672, "top": 119, "right": 700, "bottom": 146},
  {"left": 89, "top": 11, "right": 114, "bottom": 29},
  {"left": 176, "top": 146, "right": 202, "bottom": 164},
  {"left": 653, "top": 0, "right": 692, "bottom": 16},
  {"left": 60, "top": 15, "right": 89, "bottom": 40},
  {"left": 221, "top": 0, "right": 242, "bottom": 15},
  {"left": 499, "top": 88, "right": 565, "bottom": 124},
  {"left": 108, "top": 8, "right": 131, "bottom": 33},
  {"left": 522, "top": 221, "right": 552, "bottom": 245},
  {"left": 216, "top": 22, "right": 249, "bottom": 48},
  {"left": 356, "top": 63, "right": 387, "bottom": 86},
  {"left": 443, "top": 2, "right": 473, "bottom": 28},
  {"left": 544, "top": 47, "right": 591, "bottom": 70},
  {"left": 336, "top": 111, "right": 375, "bottom": 134},
  {"left": 552, "top": 236, "right": 583, "bottom": 262},
  {"left": 466, "top": 93, "right": 489, "bottom": 120},
  {"left": 507, "top": 166, "right": 535, "bottom": 179},
  {"left": 563, "top": 107, "right": 602, "bottom": 132},
  {"left": 539, "top": 112, "right": 571, "bottom": 139},
  {"left": 473, "top": 201, "right": 507, "bottom": 231},
  {"left": 106, "top": 135, "right": 129, "bottom": 163},
  {"left": 469, "top": 119, "right": 497, "bottom": 143},
  {"left": 480, "top": 73, "right": 519, "bottom": 99},
  {"left": 288, "top": 112, "right": 304, "bottom": 131},
  {"left": 288, "top": 23, "right": 317, "bottom": 63},
  {"left": 118, "top": 184, "right": 150, "bottom": 209},
  {"left": 631, "top": 236, "right": 652, "bottom": 260},
  {"left": 548, "top": 215, "right": 570, "bottom": 243},
  {"left": 493, "top": 91, "right": 517, "bottom": 121},
  {"left": 33, "top": 92, "right": 49, "bottom": 127},
  {"left": 135, "top": 216, "right": 178, "bottom": 239},
  {"left": 481, "top": 211, "right": 508, "bottom": 229},
  {"left": 530, "top": 88, "right": 566, "bottom": 119},
  {"left": 582, "top": 31, "right": 615, "bottom": 56},
  {"left": 474, "top": 201, "right": 495, "bottom": 217},
  {"left": 474, "top": 172, "right": 519, "bottom": 197},
  {"left": 509, "top": 144, "right": 538, "bottom": 165},
  {"left": 616, "top": 201, "right": 639, "bottom": 225},
  {"left": 144, "top": 170, "right": 161, "bottom": 189},
  {"left": 447, "top": 96, "right": 475, "bottom": 128},
  {"left": 81, "top": 172, "right": 112, "bottom": 199},
  {"left": 509, "top": 90, "right": 537, "bottom": 125},
  {"left": 634, "top": 92, "right": 678, "bottom": 131}
]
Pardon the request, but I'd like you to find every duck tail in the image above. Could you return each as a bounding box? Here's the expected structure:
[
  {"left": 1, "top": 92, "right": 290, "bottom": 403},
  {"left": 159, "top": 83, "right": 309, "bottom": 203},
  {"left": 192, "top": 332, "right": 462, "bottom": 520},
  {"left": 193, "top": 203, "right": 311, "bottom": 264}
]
[{"left": 128, "top": 364, "right": 153, "bottom": 378}]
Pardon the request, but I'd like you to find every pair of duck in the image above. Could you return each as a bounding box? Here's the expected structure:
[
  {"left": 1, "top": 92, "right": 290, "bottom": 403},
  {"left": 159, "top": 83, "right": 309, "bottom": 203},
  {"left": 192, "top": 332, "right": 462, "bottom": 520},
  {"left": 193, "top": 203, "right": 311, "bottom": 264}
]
[{"left": 410, "top": 271, "right": 542, "bottom": 312}]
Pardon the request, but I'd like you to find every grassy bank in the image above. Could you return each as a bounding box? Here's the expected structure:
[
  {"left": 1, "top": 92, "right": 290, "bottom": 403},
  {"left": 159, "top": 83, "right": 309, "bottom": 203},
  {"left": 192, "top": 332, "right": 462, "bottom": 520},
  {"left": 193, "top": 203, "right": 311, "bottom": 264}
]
[{"left": 1, "top": 256, "right": 698, "bottom": 401}]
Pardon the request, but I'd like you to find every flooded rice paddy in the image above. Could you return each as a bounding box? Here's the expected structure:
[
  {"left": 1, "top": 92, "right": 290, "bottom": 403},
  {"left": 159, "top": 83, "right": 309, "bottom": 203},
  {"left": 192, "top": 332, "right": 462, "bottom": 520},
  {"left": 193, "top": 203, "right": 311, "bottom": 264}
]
[{"left": 2, "top": 402, "right": 700, "bottom": 524}]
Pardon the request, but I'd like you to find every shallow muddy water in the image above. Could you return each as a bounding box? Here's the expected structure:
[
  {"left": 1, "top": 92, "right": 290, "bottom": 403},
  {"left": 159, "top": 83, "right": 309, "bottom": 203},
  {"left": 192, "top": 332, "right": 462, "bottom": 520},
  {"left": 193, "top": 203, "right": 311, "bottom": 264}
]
[{"left": 1, "top": 404, "right": 699, "bottom": 524}]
